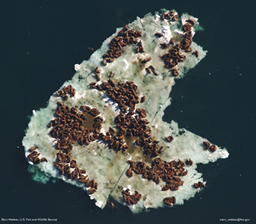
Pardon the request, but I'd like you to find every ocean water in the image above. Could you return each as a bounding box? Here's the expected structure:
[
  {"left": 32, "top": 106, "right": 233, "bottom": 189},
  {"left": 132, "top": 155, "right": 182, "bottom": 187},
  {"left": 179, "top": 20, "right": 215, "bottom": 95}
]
[{"left": 1, "top": 1, "right": 255, "bottom": 223}]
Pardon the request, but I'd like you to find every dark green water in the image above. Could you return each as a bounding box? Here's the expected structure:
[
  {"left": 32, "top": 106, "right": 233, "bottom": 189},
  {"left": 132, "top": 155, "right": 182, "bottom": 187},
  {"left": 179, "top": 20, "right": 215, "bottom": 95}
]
[{"left": 0, "top": 0, "right": 255, "bottom": 223}]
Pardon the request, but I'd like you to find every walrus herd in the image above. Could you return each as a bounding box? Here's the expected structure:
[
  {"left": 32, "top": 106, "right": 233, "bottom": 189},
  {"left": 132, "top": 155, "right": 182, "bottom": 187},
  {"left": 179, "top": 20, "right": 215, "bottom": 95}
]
[
  {"left": 27, "top": 146, "right": 47, "bottom": 164},
  {"left": 127, "top": 158, "right": 188, "bottom": 192},
  {"left": 27, "top": 10, "right": 218, "bottom": 209}
]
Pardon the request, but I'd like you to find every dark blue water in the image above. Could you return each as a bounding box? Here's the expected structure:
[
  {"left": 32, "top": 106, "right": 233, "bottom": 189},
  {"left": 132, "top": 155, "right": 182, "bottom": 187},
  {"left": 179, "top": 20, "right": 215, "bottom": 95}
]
[{"left": 1, "top": 0, "right": 255, "bottom": 223}]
